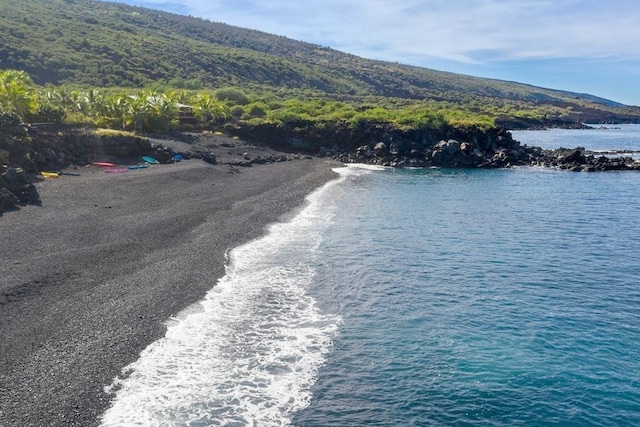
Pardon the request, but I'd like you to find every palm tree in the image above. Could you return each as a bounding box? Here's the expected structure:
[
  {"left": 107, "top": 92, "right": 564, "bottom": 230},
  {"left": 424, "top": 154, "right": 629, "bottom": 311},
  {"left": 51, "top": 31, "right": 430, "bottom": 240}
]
[
  {"left": 0, "top": 70, "right": 38, "bottom": 120},
  {"left": 79, "top": 88, "right": 105, "bottom": 118},
  {"left": 147, "top": 93, "right": 178, "bottom": 132},
  {"left": 100, "top": 94, "right": 130, "bottom": 129},
  {"left": 192, "top": 93, "right": 229, "bottom": 124}
]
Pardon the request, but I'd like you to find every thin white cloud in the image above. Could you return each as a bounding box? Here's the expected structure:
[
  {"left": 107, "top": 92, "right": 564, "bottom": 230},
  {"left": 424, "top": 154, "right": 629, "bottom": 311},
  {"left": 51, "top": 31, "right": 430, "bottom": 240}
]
[
  {"left": 127, "top": 0, "right": 640, "bottom": 64},
  {"left": 115, "top": 0, "right": 640, "bottom": 103}
]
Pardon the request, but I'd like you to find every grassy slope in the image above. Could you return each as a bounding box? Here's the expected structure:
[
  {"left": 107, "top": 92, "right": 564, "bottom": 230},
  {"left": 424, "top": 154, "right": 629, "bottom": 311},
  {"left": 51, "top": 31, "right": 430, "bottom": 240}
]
[{"left": 1, "top": 0, "right": 639, "bottom": 124}]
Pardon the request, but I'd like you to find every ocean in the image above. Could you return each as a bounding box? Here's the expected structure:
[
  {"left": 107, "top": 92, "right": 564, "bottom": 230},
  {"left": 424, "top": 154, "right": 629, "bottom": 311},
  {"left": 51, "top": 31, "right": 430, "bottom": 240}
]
[{"left": 101, "top": 125, "right": 640, "bottom": 426}]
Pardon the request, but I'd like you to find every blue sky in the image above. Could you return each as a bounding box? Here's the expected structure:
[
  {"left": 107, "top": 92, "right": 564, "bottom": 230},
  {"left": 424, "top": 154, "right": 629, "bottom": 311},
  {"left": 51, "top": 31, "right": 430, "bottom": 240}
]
[{"left": 110, "top": 0, "right": 640, "bottom": 106}]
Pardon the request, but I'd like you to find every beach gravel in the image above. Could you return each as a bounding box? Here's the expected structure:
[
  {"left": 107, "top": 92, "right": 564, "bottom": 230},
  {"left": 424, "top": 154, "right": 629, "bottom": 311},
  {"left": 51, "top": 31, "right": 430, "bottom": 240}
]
[{"left": 0, "top": 158, "right": 339, "bottom": 426}]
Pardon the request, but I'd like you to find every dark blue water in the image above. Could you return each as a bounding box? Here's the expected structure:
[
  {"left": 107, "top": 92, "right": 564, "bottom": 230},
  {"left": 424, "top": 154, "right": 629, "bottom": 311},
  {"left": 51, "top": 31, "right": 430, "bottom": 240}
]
[{"left": 102, "top": 128, "right": 640, "bottom": 426}]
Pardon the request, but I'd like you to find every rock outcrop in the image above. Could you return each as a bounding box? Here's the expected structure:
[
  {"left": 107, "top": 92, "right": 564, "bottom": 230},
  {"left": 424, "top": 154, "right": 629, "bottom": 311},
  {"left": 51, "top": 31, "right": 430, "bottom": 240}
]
[
  {"left": 312, "top": 125, "right": 640, "bottom": 172},
  {"left": 0, "top": 166, "right": 40, "bottom": 212},
  {"left": 323, "top": 126, "right": 532, "bottom": 168},
  {"left": 534, "top": 148, "right": 640, "bottom": 172}
]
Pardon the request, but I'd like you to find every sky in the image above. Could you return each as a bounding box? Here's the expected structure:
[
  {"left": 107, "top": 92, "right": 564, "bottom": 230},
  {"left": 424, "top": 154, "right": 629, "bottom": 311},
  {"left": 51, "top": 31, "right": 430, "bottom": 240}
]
[{"left": 111, "top": 0, "right": 640, "bottom": 106}]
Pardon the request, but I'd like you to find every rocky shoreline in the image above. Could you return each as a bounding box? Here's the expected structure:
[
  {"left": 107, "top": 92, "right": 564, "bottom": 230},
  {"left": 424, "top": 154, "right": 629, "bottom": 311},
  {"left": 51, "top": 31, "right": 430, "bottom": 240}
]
[
  {"left": 330, "top": 139, "right": 640, "bottom": 172},
  {"left": 2, "top": 124, "right": 639, "bottom": 214},
  {"left": 234, "top": 120, "right": 640, "bottom": 171}
]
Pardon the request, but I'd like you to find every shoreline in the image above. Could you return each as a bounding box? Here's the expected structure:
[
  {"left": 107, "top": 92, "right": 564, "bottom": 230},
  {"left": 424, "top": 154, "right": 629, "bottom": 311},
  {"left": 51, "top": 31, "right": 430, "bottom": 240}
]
[
  {"left": 0, "top": 158, "right": 340, "bottom": 426},
  {"left": 3, "top": 124, "right": 640, "bottom": 216}
]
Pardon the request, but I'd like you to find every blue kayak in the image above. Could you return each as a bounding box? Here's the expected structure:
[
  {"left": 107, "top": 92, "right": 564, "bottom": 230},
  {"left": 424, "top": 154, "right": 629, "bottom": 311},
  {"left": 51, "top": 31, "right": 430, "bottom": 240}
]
[{"left": 142, "top": 156, "right": 160, "bottom": 164}]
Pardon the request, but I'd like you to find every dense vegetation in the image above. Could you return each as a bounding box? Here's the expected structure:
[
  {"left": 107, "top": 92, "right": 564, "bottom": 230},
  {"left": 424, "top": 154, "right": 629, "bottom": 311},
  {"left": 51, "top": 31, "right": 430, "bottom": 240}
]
[
  {"left": 1, "top": 0, "right": 640, "bottom": 129},
  {"left": 0, "top": 69, "right": 494, "bottom": 139}
]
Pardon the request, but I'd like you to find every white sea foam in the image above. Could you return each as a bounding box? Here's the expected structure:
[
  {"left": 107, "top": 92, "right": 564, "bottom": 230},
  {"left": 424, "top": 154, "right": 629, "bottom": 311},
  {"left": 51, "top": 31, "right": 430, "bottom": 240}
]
[
  {"left": 100, "top": 176, "right": 357, "bottom": 426},
  {"left": 343, "top": 163, "right": 388, "bottom": 171}
]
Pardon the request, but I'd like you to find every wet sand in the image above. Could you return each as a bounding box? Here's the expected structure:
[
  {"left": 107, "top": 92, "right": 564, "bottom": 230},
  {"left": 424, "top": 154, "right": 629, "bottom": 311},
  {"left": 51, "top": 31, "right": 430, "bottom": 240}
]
[{"left": 0, "top": 158, "right": 339, "bottom": 426}]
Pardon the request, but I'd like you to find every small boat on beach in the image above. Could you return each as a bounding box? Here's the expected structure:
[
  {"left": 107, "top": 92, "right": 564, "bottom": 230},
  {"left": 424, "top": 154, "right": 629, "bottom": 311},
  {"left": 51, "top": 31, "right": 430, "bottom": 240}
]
[
  {"left": 127, "top": 164, "right": 149, "bottom": 170},
  {"left": 92, "top": 161, "right": 117, "bottom": 168},
  {"left": 142, "top": 156, "right": 160, "bottom": 164}
]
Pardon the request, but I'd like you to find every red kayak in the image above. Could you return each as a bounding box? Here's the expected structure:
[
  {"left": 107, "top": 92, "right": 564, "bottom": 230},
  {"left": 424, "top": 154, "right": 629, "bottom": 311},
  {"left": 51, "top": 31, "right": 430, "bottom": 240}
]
[{"left": 92, "top": 161, "right": 117, "bottom": 167}]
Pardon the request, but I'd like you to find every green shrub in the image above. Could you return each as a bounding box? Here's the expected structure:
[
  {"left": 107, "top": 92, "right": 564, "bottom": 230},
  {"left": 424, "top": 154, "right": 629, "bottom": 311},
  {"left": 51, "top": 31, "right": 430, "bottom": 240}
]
[
  {"left": 244, "top": 102, "right": 268, "bottom": 118},
  {"left": 230, "top": 105, "right": 245, "bottom": 118},
  {"left": 214, "top": 87, "right": 250, "bottom": 106}
]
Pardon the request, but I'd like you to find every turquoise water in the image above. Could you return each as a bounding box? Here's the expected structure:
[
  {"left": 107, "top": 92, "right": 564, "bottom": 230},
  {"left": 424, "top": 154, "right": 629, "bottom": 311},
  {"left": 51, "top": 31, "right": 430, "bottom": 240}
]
[
  {"left": 294, "top": 166, "right": 640, "bottom": 426},
  {"left": 101, "top": 128, "right": 640, "bottom": 426}
]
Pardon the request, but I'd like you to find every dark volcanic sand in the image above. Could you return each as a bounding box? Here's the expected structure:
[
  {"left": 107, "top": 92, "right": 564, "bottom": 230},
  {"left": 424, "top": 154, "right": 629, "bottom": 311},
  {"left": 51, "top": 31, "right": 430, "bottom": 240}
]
[{"left": 0, "top": 157, "right": 339, "bottom": 426}]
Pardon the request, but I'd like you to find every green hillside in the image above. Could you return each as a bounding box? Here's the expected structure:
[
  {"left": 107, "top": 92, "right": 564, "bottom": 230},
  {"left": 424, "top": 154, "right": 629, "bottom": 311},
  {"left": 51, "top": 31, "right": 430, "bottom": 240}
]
[{"left": 1, "top": 0, "right": 639, "bottom": 126}]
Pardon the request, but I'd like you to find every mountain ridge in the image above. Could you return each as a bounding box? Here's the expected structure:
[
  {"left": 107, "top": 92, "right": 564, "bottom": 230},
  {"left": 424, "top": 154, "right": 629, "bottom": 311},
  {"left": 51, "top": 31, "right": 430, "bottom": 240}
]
[{"left": 1, "top": 0, "right": 639, "bottom": 124}]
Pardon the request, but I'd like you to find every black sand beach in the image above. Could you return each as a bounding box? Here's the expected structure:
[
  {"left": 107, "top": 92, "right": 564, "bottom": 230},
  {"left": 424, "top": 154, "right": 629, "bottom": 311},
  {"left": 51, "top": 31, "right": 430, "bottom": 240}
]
[{"left": 0, "top": 157, "right": 338, "bottom": 426}]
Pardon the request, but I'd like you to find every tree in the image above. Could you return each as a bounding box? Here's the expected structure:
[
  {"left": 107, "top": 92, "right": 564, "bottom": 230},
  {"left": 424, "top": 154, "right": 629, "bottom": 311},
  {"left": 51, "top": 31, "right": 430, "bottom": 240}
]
[
  {"left": 99, "top": 94, "right": 130, "bottom": 130},
  {"left": 0, "top": 70, "right": 38, "bottom": 120},
  {"left": 143, "top": 92, "right": 179, "bottom": 133},
  {"left": 192, "top": 93, "right": 229, "bottom": 124}
]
